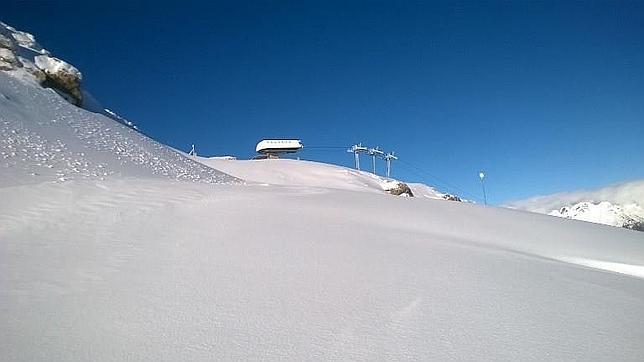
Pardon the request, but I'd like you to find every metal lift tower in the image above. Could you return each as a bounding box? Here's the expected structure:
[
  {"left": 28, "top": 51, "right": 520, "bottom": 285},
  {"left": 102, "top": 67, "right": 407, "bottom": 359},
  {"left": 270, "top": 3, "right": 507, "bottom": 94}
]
[
  {"left": 368, "top": 147, "right": 385, "bottom": 175},
  {"left": 384, "top": 152, "right": 398, "bottom": 178},
  {"left": 347, "top": 143, "right": 368, "bottom": 170}
]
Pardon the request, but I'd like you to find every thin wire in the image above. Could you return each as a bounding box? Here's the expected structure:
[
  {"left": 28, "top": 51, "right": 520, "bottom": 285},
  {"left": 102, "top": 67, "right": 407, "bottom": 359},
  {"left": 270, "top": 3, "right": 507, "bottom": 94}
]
[
  {"left": 306, "top": 146, "right": 481, "bottom": 201},
  {"left": 304, "top": 146, "right": 348, "bottom": 150},
  {"left": 397, "top": 159, "right": 482, "bottom": 202},
  {"left": 245, "top": 143, "right": 483, "bottom": 202}
]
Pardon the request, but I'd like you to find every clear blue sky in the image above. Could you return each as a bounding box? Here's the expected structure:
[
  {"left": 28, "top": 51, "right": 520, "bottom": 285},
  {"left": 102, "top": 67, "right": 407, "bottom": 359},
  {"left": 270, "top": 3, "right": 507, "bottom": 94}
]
[{"left": 4, "top": 1, "right": 644, "bottom": 204}]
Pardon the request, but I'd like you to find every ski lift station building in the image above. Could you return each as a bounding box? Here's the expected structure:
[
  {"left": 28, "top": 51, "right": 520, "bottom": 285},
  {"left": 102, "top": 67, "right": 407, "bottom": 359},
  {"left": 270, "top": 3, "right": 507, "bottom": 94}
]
[{"left": 256, "top": 139, "right": 303, "bottom": 157}]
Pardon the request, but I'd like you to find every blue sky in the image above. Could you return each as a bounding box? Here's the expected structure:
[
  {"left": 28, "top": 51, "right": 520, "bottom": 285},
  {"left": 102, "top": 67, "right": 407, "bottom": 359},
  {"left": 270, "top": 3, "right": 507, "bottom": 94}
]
[{"left": 4, "top": 1, "right": 644, "bottom": 204}]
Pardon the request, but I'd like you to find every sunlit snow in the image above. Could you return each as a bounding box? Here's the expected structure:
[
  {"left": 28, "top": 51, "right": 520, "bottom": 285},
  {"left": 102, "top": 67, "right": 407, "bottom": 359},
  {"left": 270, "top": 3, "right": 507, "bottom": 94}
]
[{"left": 1, "top": 22, "right": 644, "bottom": 361}]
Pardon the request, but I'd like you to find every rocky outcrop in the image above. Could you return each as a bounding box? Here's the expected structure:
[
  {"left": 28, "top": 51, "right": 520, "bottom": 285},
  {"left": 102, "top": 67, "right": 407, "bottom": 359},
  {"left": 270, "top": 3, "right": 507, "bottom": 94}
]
[
  {"left": 0, "top": 48, "right": 19, "bottom": 70},
  {"left": 0, "top": 34, "right": 20, "bottom": 71},
  {"left": 386, "top": 182, "right": 414, "bottom": 197},
  {"left": 34, "top": 55, "right": 83, "bottom": 106},
  {"left": 625, "top": 221, "right": 644, "bottom": 232},
  {"left": 1, "top": 23, "right": 83, "bottom": 106},
  {"left": 0, "top": 33, "right": 13, "bottom": 49},
  {"left": 442, "top": 194, "right": 462, "bottom": 202}
]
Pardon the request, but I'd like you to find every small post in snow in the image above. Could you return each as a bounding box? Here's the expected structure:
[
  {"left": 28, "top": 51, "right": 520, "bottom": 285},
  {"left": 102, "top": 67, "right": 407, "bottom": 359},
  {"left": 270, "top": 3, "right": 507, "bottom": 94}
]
[
  {"left": 188, "top": 144, "right": 196, "bottom": 157},
  {"left": 479, "top": 171, "right": 487, "bottom": 205}
]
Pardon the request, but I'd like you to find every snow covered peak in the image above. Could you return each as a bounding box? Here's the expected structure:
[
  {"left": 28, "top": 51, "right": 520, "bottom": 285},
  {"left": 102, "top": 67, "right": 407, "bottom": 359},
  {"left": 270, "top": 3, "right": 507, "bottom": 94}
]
[
  {"left": 508, "top": 180, "right": 644, "bottom": 231},
  {"left": 549, "top": 201, "right": 644, "bottom": 231}
]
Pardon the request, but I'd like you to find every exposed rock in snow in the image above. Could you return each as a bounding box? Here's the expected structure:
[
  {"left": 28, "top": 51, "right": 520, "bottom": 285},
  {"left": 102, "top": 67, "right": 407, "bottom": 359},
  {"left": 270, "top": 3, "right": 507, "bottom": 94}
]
[
  {"left": 0, "top": 47, "right": 19, "bottom": 70},
  {"left": 442, "top": 193, "right": 463, "bottom": 202},
  {"left": 34, "top": 55, "right": 83, "bottom": 105},
  {"left": 383, "top": 181, "right": 414, "bottom": 197},
  {"left": 0, "top": 33, "right": 19, "bottom": 70},
  {"left": 1, "top": 22, "right": 82, "bottom": 105},
  {"left": 0, "top": 22, "right": 145, "bottom": 130},
  {"left": 0, "top": 33, "right": 14, "bottom": 49},
  {"left": 0, "top": 71, "right": 238, "bottom": 186}
]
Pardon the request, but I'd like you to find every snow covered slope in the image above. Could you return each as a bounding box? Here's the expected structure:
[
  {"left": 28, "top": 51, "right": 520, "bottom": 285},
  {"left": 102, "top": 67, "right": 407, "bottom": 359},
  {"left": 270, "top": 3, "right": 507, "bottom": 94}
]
[
  {"left": 2, "top": 21, "right": 644, "bottom": 361},
  {"left": 0, "top": 72, "right": 237, "bottom": 186},
  {"left": 192, "top": 156, "right": 421, "bottom": 196},
  {"left": 508, "top": 180, "right": 644, "bottom": 231},
  {"left": 0, "top": 22, "right": 137, "bottom": 128},
  {"left": 2, "top": 178, "right": 644, "bottom": 361},
  {"left": 193, "top": 156, "right": 451, "bottom": 199},
  {"left": 194, "top": 157, "right": 390, "bottom": 192}
]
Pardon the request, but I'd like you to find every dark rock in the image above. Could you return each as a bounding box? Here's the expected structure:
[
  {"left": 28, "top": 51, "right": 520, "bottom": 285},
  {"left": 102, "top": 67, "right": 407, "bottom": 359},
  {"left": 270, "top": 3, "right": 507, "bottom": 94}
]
[
  {"left": 0, "top": 48, "right": 20, "bottom": 71},
  {"left": 442, "top": 194, "right": 462, "bottom": 202},
  {"left": 34, "top": 55, "right": 83, "bottom": 106},
  {"left": 387, "top": 182, "right": 414, "bottom": 197},
  {"left": 0, "top": 34, "right": 14, "bottom": 50}
]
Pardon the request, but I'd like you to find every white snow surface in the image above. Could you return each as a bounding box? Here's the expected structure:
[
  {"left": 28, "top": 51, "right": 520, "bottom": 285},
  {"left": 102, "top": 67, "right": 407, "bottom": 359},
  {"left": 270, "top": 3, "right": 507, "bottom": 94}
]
[
  {"left": 193, "top": 156, "right": 444, "bottom": 198},
  {"left": 2, "top": 23, "right": 644, "bottom": 361},
  {"left": 2, "top": 178, "right": 644, "bottom": 361},
  {"left": 407, "top": 182, "right": 452, "bottom": 199},
  {"left": 0, "top": 72, "right": 237, "bottom": 186}
]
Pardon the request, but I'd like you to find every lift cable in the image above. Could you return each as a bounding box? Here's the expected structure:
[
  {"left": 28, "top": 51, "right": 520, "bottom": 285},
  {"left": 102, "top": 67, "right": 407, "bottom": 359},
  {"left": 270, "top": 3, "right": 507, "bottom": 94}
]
[
  {"left": 245, "top": 142, "right": 484, "bottom": 203},
  {"left": 306, "top": 145, "right": 482, "bottom": 202},
  {"left": 303, "top": 146, "right": 348, "bottom": 150},
  {"left": 396, "top": 159, "right": 483, "bottom": 203}
]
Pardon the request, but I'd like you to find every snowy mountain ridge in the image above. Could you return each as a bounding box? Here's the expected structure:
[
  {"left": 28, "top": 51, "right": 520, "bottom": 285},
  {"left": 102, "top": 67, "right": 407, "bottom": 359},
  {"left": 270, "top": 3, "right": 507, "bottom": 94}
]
[
  {"left": 549, "top": 201, "right": 644, "bottom": 231},
  {"left": 508, "top": 180, "right": 644, "bottom": 231}
]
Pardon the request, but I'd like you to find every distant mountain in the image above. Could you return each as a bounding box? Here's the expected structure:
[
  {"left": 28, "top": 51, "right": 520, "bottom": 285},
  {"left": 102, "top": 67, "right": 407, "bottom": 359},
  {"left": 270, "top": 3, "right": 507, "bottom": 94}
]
[
  {"left": 549, "top": 201, "right": 644, "bottom": 231},
  {"left": 507, "top": 180, "right": 644, "bottom": 231}
]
